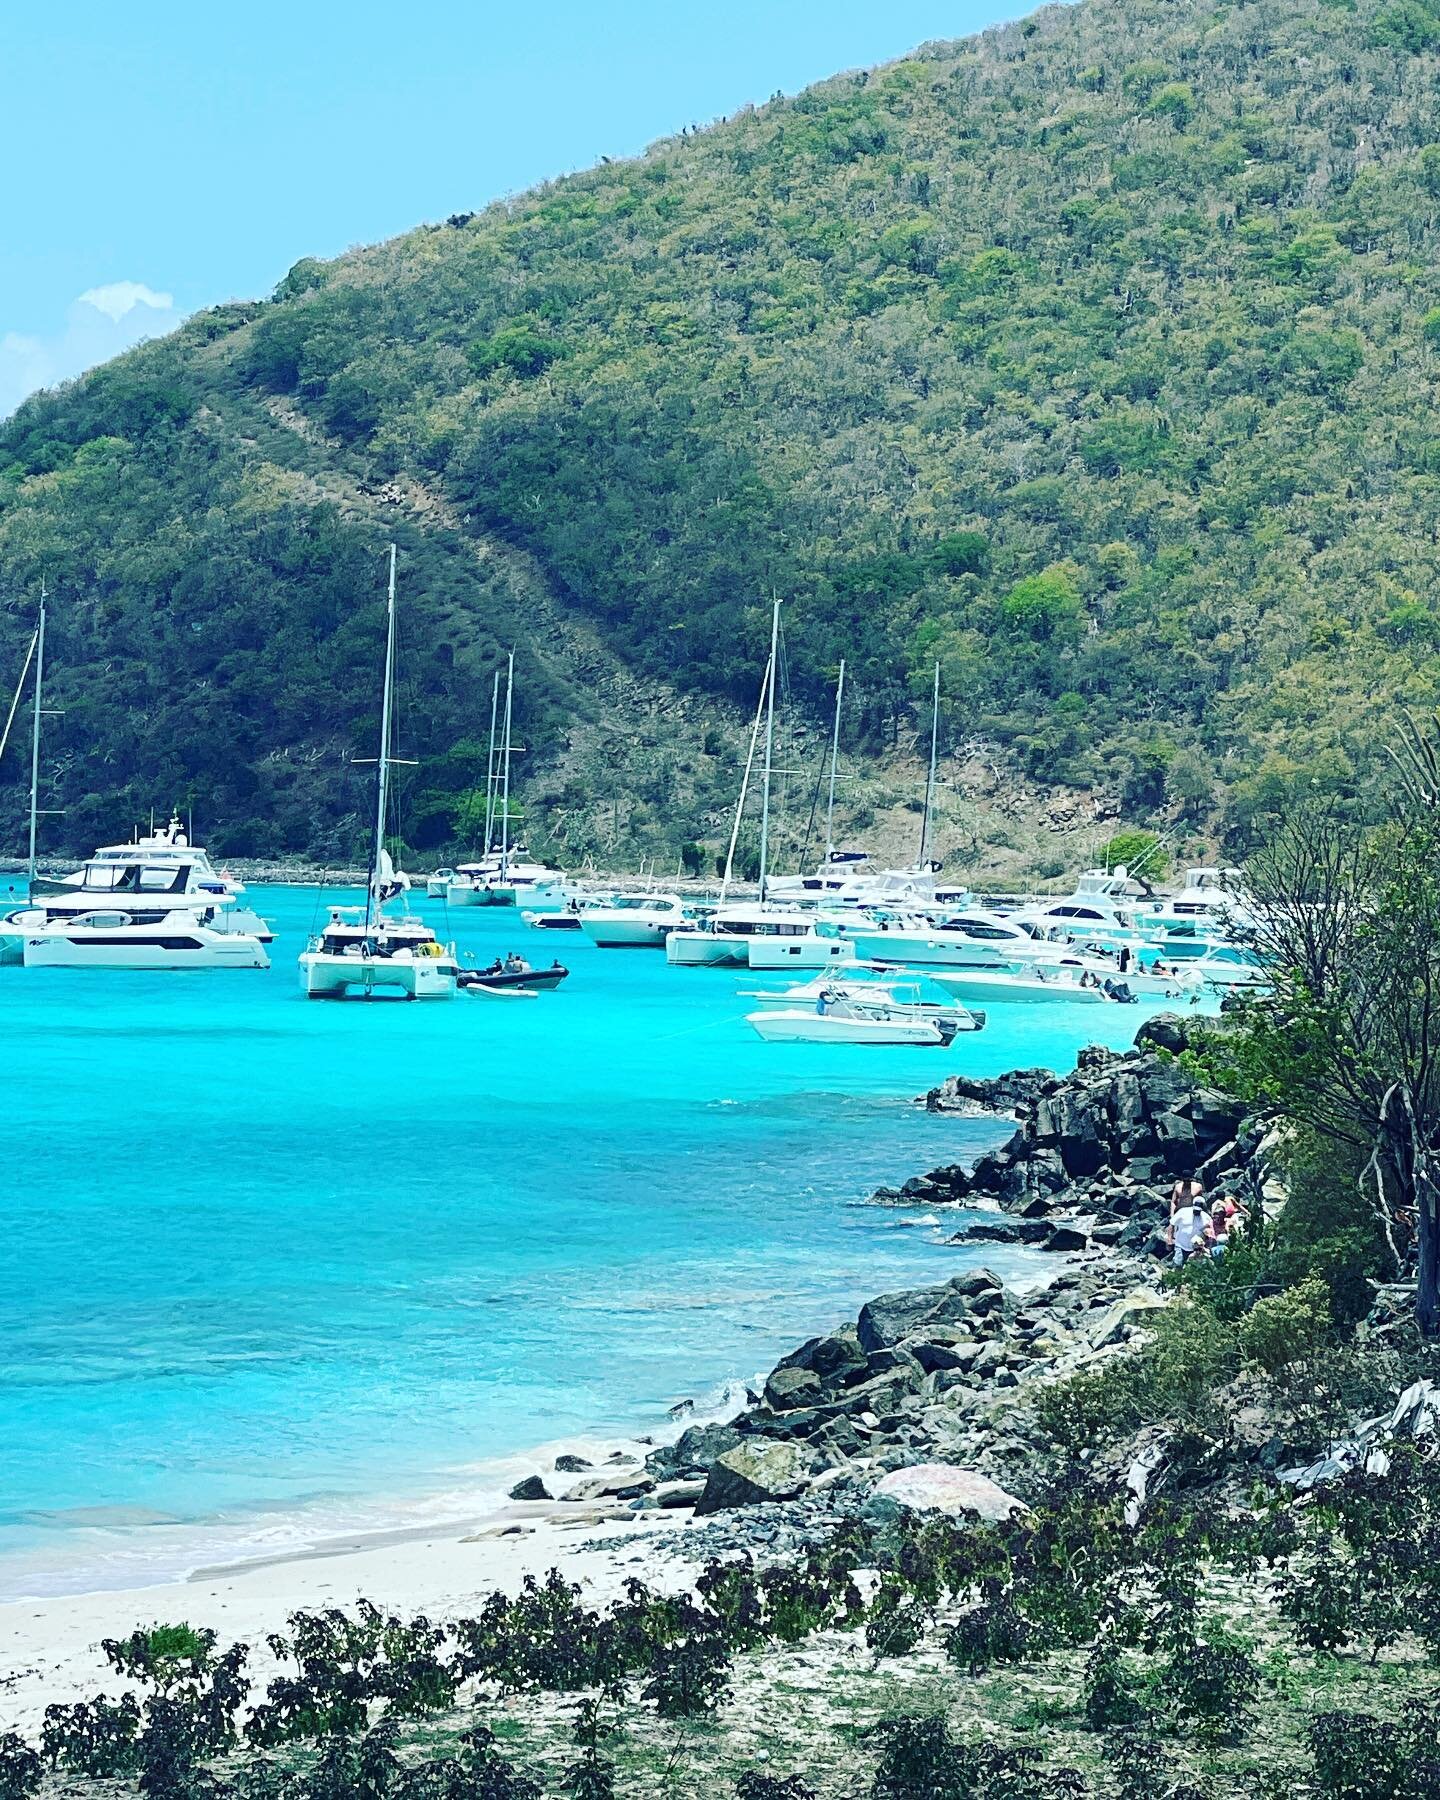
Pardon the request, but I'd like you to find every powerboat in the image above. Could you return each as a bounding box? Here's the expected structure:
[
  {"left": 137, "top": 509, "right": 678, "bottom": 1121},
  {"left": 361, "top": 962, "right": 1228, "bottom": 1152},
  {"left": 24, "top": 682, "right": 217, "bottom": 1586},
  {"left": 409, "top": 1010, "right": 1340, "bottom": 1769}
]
[
  {"left": 746, "top": 980, "right": 973, "bottom": 1046},
  {"left": 665, "top": 902, "right": 823, "bottom": 968},
  {"left": 924, "top": 965, "right": 1134, "bottom": 1006},
  {"left": 744, "top": 973, "right": 983, "bottom": 1035},
  {"left": 522, "top": 901, "right": 585, "bottom": 931},
  {"left": 447, "top": 858, "right": 565, "bottom": 909},
  {"left": 1015, "top": 868, "right": 1147, "bottom": 949},
  {"left": 23, "top": 815, "right": 272, "bottom": 943},
  {"left": 17, "top": 907, "right": 269, "bottom": 971},
  {"left": 580, "top": 892, "right": 693, "bottom": 948},
  {"left": 1134, "top": 868, "right": 1253, "bottom": 953},
  {"left": 298, "top": 548, "right": 459, "bottom": 1001}
]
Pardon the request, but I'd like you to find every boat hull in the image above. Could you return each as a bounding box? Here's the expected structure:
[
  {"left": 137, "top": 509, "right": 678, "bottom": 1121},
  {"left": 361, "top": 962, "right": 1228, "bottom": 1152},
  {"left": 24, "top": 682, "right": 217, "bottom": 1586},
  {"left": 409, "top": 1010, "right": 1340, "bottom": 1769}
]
[
  {"left": 747, "top": 1008, "right": 947, "bottom": 1046},
  {"left": 580, "top": 917, "right": 673, "bottom": 948},
  {"left": 21, "top": 931, "right": 269, "bottom": 970},
  {"left": 847, "top": 932, "right": 1012, "bottom": 970},
  {"left": 745, "top": 936, "right": 856, "bottom": 971},
  {"left": 926, "top": 969, "right": 1112, "bottom": 1005},
  {"left": 665, "top": 932, "right": 744, "bottom": 967},
  {"left": 298, "top": 951, "right": 458, "bottom": 998}
]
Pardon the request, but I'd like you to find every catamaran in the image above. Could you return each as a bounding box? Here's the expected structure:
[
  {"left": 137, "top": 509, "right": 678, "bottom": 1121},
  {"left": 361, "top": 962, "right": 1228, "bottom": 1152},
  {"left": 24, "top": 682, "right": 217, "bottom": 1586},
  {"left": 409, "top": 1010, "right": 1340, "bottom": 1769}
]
[{"left": 298, "top": 547, "right": 460, "bottom": 1000}]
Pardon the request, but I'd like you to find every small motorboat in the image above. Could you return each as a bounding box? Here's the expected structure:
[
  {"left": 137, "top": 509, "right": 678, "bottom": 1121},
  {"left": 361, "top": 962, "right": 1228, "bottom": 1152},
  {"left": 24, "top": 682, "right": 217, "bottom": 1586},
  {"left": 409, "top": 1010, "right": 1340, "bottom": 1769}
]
[
  {"left": 742, "top": 974, "right": 983, "bottom": 1037},
  {"left": 521, "top": 904, "right": 585, "bottom": 931},
  {"left": 745, "top": 981, "right": 978, "bottom": 1046},
  {"left": 459, "top": 956, "right": 569, "bottom": 993}
]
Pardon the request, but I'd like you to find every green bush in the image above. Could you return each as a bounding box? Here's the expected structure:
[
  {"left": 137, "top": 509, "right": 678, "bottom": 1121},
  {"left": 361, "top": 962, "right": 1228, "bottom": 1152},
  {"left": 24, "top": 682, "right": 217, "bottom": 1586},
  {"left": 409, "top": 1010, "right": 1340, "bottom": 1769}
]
[{"left": 1238, "top": 1277, "right": 1332, "bottom": 1373}]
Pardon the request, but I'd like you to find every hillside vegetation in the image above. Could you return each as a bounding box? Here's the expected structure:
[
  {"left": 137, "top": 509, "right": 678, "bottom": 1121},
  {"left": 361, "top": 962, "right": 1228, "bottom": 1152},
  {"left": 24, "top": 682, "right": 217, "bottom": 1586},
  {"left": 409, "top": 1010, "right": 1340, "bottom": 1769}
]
[{"left": 4, "top": 0, "right": 1440, "bottom": 860}]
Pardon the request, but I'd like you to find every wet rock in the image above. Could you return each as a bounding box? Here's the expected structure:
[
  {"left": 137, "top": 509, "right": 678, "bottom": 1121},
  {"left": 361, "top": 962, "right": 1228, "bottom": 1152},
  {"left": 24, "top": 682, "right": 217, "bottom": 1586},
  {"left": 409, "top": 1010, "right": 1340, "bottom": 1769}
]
[
  {"left": 563, "top": 1468, "right": 656, "bottom": 1503},
  {"left": 508, "top": 1474, "right": 552, "bottom": 1502},
  {"left": 694, "top": 1440, "right": 812, "bottom": 1515},
  {"left": 924, "top": 1070, "right": 1055, "bottom": 1116},
  {"left": 554, "top": 1454, "right": 591, "bottom": 1473},
  {"left": 646, "top": 1421, "right": 744, "bottom": 1479},
  {"left": 1045, "top": 1223, "right": 1090, "bottom": 1253}
]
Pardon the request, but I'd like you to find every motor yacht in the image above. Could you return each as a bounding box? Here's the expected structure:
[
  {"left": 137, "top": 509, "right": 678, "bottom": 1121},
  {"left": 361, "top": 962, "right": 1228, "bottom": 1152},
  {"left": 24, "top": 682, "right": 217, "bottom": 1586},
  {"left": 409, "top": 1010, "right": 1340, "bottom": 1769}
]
[
  {"left": 17, "top": 907, "right": 269, "bottom": 971},
  {"left": 1134, "top": 868, "right": 1253, "bottom": 953},
  {"left": 580, "top": 892, "right": 692, "bottom": 948}
]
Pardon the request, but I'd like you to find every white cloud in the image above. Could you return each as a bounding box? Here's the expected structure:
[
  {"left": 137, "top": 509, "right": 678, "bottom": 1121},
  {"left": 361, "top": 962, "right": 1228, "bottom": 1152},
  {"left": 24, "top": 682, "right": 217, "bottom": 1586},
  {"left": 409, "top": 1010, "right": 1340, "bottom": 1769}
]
[
  {"left": 76, "top": 280, "right": 175, "bottom": 323},
  {"left": 0, "top": 283, "right": 181, "bottom": 420}
]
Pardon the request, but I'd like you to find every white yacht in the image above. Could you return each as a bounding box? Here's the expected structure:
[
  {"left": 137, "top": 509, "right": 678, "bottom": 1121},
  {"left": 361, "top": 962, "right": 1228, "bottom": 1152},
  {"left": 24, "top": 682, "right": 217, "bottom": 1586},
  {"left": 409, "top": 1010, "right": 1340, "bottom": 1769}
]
[
  {"left": 926, "top": 964, "right": 1130, "bottom": 1007},
  {"left": 298, "top": 547, "right": 460, "bottom": 1001},
  {"left": 448, "top": 858, "right": 564, "bottom": 909},
  {"left": 580, "top": 892, "right": 692, "bottom": 948},
  {"left": 24, "top": 816, "right": 272, "bottom": 941},
  {"left": 1015, "top": 869, "right": 1149, "bottom": 949},
  {"left": 17, "top": 907, "right": 269, "bottom": 971},
  {"left": 1135, "top": 868, "right": 1252, "bottom": 952},
  {"left": 746, "top": 977, "right": 976, "bottom": 1047}
]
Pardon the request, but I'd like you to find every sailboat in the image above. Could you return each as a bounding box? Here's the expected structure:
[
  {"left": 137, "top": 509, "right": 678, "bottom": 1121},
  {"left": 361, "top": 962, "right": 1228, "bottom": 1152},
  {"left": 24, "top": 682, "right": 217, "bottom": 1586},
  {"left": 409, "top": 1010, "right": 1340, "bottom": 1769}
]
[
  {"left": 447, "top": 653, "right": 564, "bottom": 907},
  {"left": 298, "top": 547, "right": 460, "bottom": 999}
]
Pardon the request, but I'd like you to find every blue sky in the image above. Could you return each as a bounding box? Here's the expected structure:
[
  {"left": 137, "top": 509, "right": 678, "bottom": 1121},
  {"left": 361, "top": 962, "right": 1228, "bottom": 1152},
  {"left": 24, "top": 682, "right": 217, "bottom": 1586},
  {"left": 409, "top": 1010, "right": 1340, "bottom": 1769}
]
[{"left": 2, "top": 0, "right": 1025, "bottom": 417}]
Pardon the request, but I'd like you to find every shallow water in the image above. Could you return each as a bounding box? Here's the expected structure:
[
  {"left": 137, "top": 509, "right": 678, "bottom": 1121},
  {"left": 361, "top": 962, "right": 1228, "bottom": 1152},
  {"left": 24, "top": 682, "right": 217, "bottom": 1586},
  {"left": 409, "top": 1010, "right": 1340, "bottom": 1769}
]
[{"left": 0, "top": 884, "right": 1184, "bottom": 1598}]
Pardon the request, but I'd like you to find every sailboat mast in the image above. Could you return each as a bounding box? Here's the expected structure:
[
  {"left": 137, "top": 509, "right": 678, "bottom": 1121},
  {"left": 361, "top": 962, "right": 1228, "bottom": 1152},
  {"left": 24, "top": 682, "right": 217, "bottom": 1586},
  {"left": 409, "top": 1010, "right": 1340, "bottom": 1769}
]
[
  {"left": 719, "top": 655, "right": 770, "bottom": 904},
  {"left": 499, "top": 651, "right": 515, "bottom": 877},
  {"left": 366, "top": 546, "right": 398, "bottom": 928},
  {"left": 482, "top": 668, "right": 501, "bottom": 855},
  {"left": 27, "top": 583, "right": 46, "bottom": 883},
  {"left": 757, "top": 596, "right": 782, "bottom": 903},
  {"left": 823, "top": 658, "right": 845, "bottom": 870},
  {"left": 918, "top": 660, "right": 940, "bottom": 870}
]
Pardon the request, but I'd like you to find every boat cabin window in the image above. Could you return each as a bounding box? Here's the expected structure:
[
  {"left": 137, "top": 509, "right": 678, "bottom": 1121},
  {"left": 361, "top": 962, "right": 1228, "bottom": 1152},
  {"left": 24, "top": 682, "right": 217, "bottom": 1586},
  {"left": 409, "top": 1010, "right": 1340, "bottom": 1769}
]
[{"left": 951, "top": 920, "right": 1015, "bottom": 940}]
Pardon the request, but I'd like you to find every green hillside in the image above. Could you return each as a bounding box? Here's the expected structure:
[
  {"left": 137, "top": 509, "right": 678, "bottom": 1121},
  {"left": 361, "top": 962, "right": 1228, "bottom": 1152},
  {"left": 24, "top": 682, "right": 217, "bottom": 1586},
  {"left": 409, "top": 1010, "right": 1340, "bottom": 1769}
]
[{"left": 5, "top": 0, "right": 1440, "bottom": 862}]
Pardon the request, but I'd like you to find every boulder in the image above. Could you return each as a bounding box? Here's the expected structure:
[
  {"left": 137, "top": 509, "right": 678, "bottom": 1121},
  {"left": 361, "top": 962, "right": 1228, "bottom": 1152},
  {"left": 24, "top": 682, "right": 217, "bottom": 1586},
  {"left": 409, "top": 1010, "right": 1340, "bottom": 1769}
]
[
  {"left": 866, "top": 1463, "right": 1026, "bottom": 1523},
  {"left": 693, "top": 1441, "right": 812, "bottom": 1515},
  {"left": 1134, "top": 1013, "right": 1192, "bottom": 1056},
  {"left": 774, "top": 1326, "right": 868, "bottom": 1386},
  {"left": 507, "top": 1474, "right": 552, "bottom": 1502},
  {"left": 1089, "top": 1288, "right": 1168, "bottom": 1349},
  {"left": 764, "top": 1365, "right": 823, "bottom": 1411},
  {"left": 562, "top": 1468, "right": 656, "bottom": 1503},
  {"left": 1045, "top": 1222, "right": 1090, "bottom": 1253},
  {"left": 647, "top": 1421, "right": 743, "bottom": 1478},
  {"left": 856, "top": 1271, "right": 1000, "bottom": 1354},
  {"left": 554, "top": 1453, "right": 591, "bottom": 1473}
]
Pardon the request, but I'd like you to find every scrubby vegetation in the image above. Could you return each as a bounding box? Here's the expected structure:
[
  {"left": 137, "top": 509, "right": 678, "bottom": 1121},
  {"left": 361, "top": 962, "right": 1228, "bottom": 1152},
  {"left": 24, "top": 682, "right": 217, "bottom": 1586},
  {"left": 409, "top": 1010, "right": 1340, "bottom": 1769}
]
[{"left": 4, "top": 0, "right": 1440, "bottom": 858}]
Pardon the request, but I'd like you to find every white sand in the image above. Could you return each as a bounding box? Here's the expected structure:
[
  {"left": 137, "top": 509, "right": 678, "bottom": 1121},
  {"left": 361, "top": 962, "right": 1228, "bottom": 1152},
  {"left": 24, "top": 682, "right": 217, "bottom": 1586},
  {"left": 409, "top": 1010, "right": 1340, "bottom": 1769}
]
[{"left": 0, "top": 1503, "right": 697, "bottom": 1738}]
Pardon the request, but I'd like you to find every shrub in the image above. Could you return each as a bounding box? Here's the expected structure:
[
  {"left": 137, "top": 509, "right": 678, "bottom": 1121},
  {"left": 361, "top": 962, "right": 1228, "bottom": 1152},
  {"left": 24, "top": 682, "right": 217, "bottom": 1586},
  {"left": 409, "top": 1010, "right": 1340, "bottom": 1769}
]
[
  {"left": 0, "top": 1736, "right": 41, "bottom": 1800},
  {"left": 1238, "top": 1276, "right": 1332, "bottom": 1372}
]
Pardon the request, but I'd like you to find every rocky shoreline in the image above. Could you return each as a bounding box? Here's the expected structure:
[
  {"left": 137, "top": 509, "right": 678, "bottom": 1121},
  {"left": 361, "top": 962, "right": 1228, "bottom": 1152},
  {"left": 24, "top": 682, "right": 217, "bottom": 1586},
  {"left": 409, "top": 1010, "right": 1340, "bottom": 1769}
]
[{"left": 534, "top": 1012, "right": 1277, "bottom": 1561}]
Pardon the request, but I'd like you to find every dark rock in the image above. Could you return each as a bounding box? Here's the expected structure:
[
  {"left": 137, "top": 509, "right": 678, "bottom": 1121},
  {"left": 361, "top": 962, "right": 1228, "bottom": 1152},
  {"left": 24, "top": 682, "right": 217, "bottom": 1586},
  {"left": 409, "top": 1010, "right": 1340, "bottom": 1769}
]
[
  {"left": 856, "top": 1272, "right": 999, "bottom": 1354},
  {"left": 649, "top": 1421, "right": 745, "bottom": 1479},
  {"left": 764, "top": 1365, "right": 823, "bottom": 1411},
  {"left": 1045, "top": 1223, "right": 1090, "bottom": 1253},
  {"left": 924, "top": 1069, "right": 1055, "bottom": 1116},
  {"left": 554, "top": 1453, "right": 592, "bottom": 1473},
  {"left": 774, "top": 1327, "right": 867, "bottom": 1386},
  {"left": 563, "top": 1469, "right": 655, "bottom": 1502},
  {"left": 1134, "top": 1013, "right": 1192, "bottom": 1056},
  {"left": 1090, "top": 1221, "right": 1126, "bottom": 1246},
  {"left": 508, "top": 1474, "right": 552, "bottom": 1502},
  {"left": 694, "top": 1441, "right": 812, "bottom": 1515}
]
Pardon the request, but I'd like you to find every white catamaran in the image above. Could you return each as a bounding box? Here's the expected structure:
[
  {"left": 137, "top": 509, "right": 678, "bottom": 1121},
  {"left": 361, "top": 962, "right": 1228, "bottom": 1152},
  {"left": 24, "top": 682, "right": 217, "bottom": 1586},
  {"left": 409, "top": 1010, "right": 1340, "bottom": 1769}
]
[{"left": 299, "top": 547, "right": 460, "bottom": 1000}]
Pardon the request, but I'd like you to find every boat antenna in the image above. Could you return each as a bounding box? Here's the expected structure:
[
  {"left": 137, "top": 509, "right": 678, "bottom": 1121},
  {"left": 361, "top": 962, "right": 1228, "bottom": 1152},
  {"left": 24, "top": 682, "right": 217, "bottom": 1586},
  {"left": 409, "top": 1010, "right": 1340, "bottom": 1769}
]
[
  {"left": 482, "top": 667, "right": 501, "bottom": 856},
  {"left": 499, "top": 651, "right": 515, "bottom": 880},
  {"left": 27, "top": 582, "right": 47, "bottom": 882},
  {"left": 918, "top": 660, "right": 940, "bottom": 871},
  {"left": 757, "top": 593, "right": 782, "bottom": 904},
  {"left": 824, "top": 658, "right": 845, "bottom": 869},
  {"left": 366, "top": 545, "right": 399, "bottom": 928},
  {"left": 720, "top": 653, "right": 771, "bottom": 904}
]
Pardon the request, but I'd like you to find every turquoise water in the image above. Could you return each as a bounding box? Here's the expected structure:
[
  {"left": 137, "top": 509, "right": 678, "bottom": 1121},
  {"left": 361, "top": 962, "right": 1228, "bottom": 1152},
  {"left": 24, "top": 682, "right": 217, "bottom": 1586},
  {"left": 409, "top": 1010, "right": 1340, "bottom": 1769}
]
[{"left": 0, "top": 884, "right": 1175, "bottom": 1599}]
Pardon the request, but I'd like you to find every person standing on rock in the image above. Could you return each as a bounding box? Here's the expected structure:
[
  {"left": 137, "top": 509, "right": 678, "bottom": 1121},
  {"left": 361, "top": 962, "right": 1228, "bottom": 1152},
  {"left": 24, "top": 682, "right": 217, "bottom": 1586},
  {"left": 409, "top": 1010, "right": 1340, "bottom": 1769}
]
[
  {"left": 1168, "top": 1199, "right": 1208, "bottom": 1266},
  {"left": 1170, "top": 1175, "right": 1205, "bottom": 1219}
]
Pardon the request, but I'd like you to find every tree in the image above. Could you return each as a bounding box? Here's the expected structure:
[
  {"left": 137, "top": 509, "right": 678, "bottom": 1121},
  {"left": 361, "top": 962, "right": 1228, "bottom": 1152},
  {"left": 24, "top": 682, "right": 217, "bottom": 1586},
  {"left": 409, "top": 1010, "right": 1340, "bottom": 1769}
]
[{"left": 1234, "top": 720, "right": 1440, "bottom": 1332}]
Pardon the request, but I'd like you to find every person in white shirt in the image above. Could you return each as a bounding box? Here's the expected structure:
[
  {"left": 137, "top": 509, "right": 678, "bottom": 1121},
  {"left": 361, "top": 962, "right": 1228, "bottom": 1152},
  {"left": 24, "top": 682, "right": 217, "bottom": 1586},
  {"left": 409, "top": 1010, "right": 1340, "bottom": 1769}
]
[{"left": 1169, "top": 1201, "right": 1208, "bottom": 1266}]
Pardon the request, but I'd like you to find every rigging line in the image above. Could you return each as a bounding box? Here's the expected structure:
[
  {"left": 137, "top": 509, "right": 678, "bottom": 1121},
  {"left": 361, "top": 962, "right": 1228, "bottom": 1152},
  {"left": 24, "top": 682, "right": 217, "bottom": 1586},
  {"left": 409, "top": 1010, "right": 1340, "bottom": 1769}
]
[
  {"left": 652, "top": 1006, "right": 758, "bottom": 1044},
  {"left": 0, "top": 629, "right": 39, "bottom": 770},
  {"left": 795, "top": 729, "right": 829, "bottom": 874}
]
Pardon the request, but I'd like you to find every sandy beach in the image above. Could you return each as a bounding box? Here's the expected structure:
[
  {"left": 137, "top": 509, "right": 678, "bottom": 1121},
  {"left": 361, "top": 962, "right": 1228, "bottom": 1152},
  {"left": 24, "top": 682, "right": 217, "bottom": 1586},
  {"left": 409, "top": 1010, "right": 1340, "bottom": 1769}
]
[{"left": 0, "top": 1499, "right": 696, "bottom": 1738}]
